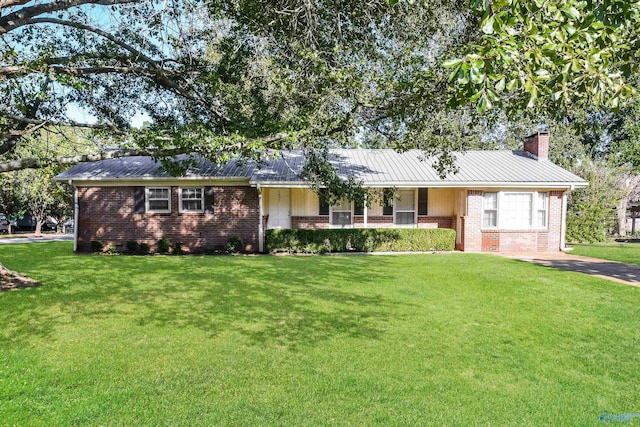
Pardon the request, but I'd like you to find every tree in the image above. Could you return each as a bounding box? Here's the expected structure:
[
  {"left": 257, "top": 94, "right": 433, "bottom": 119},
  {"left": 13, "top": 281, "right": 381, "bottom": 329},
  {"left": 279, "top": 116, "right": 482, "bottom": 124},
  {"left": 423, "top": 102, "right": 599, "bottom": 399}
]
[
  {"left": 444, "top": 0, "right": 640, "bottom": 115},
  {"left": 2, "top": 0, "right": 639, "bottom": 184},
  {"left": 567, "top": 161, "right": 621, "bottom": 243}
]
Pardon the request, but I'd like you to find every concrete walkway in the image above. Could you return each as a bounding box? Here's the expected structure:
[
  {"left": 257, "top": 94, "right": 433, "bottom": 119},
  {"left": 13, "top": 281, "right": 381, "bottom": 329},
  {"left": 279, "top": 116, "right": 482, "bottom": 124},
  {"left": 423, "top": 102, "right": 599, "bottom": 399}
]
[
  {"left": 504, "top": 252, "right": 640, "bottom": 287},
  {"left": 0, "top": 235, "right": 73, "bottom": 244}
]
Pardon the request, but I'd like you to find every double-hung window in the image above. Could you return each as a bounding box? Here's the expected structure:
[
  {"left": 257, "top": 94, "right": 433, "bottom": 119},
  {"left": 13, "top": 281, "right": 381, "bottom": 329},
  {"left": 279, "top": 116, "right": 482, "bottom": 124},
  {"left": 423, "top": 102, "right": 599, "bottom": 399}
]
[
  {"left": 483, "top": 191, "right": 548, "bottom": 229},
  {"left": 331, "top": 198, "right": 352, "bottom": 227},
  {"left": 179, "top": 187, "right": 204, "bottom": 213},
  {"left": 395, "top": 189, "right": 416, "bottom": 225},
  {"left": 146, "top": 187, "right": 171, "bottom": 213},
  {"left": 483, "top": 192, "right": 498, "bottom": 227}
]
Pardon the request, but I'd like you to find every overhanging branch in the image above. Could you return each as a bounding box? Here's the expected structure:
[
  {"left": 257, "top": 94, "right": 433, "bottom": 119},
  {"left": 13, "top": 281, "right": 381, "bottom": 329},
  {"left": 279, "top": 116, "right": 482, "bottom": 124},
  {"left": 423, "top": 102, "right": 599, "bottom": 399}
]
[{"left": 0, "top": 0, "right": 139, "bottom": 35}]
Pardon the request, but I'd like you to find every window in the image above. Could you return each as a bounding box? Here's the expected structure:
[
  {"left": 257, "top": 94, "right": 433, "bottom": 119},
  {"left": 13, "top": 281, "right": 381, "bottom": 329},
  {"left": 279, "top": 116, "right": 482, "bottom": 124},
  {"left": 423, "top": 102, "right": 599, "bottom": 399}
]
[
  {"left": 482, "top": 191, "right": 549, "bottom": 229},
  {"left": 318, "top": 189, "right": 330, "bottom": 216},
  {"left": 483, "top": 192, "right": 497, "bottom": 227},
  {"left": 146, "top": 187, "right": 170, "bottom": 213},
  {"left": 382, "top": 189, "right": 393, "bottom": 216},
  {"left": 395, "top": 189, "right": 416, "bottom": 225},
  {"left": 331, "top": 198, "right": 352, "bottom": 227},
  {"left": 502, "top": 192, "right": 532, "bottom": 229},
  {"left": 179, "top": 187, "right": 204, "bottom": 213},
  {"left": 537, "top": 192, "right": 548, "bottom": 227}
]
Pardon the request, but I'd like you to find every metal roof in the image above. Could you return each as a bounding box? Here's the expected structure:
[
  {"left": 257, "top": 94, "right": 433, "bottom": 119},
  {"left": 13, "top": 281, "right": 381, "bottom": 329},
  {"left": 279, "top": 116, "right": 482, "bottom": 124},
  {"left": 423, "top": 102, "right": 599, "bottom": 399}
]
[{"left": 56, "top": 149, "right": 587, "bottom": 187}]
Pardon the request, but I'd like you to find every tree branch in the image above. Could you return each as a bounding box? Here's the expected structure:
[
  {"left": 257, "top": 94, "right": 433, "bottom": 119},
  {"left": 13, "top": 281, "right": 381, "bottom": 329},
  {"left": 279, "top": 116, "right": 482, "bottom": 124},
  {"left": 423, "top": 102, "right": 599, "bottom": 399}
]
[
  {"left": 0, "top": 0, "right": 139, "bottom": 35},
  {"left": 0, "top": 132, "right": 290, "bottom": 173},
  {"left": 27, "top": 17, "right": 160, "bottom": 67},
  {"left": 3, "top": 114, "right": 125, "bottom": 133},
  {"left": 0, "top": 0, "right": 30, "bottom": 8}
]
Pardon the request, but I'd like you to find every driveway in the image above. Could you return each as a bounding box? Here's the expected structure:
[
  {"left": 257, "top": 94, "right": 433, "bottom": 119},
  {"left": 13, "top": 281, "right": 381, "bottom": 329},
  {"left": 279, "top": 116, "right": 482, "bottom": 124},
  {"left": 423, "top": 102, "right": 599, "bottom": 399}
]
[
  {"left": 504, "top": 252, "right": 640, "bottom": 287},
  {"left": 0, "top": 235, "right": 73, "bottom": 244}
]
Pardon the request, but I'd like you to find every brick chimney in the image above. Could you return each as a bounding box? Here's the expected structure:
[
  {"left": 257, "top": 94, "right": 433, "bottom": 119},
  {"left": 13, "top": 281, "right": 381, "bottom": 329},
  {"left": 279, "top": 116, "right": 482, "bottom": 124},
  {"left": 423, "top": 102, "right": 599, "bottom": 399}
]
[{"left": 524, "top": 131, "right": 549, "bottom": 161}]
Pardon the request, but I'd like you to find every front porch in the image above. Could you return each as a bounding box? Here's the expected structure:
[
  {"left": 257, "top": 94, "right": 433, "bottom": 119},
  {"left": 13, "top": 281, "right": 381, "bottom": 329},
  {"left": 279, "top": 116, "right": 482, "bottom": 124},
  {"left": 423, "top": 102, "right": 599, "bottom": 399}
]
[{"left": 259, "top": 187, "right": 463, "bottom": 249}]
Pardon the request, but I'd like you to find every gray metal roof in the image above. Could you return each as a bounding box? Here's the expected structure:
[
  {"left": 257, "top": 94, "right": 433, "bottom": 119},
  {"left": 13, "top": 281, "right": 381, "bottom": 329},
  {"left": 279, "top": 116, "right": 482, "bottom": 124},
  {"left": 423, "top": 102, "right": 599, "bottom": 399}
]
[
  {"left": 55, "top": 154, "right": 255, "bottom": 180},
  {"left": 56, "top": 149, "right": 587, "bottom": 187}
]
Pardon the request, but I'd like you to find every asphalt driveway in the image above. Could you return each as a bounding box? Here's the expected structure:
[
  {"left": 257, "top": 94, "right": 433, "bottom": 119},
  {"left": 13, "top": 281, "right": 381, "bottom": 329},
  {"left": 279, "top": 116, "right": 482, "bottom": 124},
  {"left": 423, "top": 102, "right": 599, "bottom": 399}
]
[{"left": 505, "top": 252, "right": 640, "bottom": 287}]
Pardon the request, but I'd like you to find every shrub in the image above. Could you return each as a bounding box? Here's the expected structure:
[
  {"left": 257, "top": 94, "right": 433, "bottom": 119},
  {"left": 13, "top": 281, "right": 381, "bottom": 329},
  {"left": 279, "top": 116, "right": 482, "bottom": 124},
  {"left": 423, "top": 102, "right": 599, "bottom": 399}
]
[
  {"left": 90, "top": 240, "right": 104, "bottom": 253},
  {"left": 226, "top": 236, "right": 243, "bottom": 253},
  {"left": 157, "top": 238, "right": 170, "bottom": 254},
  {"left": 105, "top": 245, "right": 115, "bottom": 254},
  {"left": 126, "top": 240, "right": 139, "bottom": 254},
  {"left": 265, "top": 228, "right": 456, "bottom": 254},
  {"left": 139, "top": 243, "right": 150, "bottom": 255},
  {"left": 172, "top": 242, "right": 184, "bottom": 255}
]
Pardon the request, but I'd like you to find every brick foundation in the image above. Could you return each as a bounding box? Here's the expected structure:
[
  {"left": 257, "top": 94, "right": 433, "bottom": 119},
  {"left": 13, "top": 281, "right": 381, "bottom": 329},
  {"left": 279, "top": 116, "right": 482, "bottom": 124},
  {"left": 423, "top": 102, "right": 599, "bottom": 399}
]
[{"left": 77, "top": 186, "right": 259, "bottom": 253}]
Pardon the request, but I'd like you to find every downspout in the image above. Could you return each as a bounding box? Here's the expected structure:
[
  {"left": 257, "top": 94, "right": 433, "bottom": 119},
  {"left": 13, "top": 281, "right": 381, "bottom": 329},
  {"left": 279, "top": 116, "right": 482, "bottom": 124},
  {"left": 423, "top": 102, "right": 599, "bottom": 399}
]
[
  {"left": 560, "top": 190, "right": 568, "bottom": 251},
  {"left": 71, "top": 181, "right": 78, "bottom": 252},
  {"left": 257, "top": 184, "right": 264, "bottom": 253}
]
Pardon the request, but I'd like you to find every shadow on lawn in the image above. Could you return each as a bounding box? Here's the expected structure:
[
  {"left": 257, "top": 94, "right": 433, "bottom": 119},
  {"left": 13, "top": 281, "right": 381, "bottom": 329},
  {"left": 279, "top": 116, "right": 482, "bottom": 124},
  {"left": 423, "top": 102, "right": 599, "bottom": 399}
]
[{"left": 0, "top": 245, "right": 402, "bottom": 349}]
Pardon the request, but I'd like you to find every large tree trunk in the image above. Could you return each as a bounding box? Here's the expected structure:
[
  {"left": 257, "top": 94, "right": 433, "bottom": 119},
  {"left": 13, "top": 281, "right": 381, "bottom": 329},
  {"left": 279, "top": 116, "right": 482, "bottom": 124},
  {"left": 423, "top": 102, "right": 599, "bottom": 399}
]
[
  {"left": 618, "top": 197, "right": 628, "bottom": 237},
  {"left": 34, "top": 220, "right": 42, "bottom": 235}
]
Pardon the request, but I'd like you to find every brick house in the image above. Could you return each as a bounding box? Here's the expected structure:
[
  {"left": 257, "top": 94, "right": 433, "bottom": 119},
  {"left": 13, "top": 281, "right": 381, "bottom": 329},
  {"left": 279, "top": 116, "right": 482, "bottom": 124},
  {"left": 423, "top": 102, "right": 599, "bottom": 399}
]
[{"left": 56, "top": 132, "right": 587, "bottom": 253}]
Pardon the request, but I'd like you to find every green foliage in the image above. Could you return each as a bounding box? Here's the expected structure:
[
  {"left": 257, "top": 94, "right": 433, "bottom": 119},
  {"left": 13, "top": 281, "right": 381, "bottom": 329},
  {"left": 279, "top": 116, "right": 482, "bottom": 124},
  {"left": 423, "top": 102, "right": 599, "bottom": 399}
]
[
  {"left": 172, "top": 242, "right": 184, "bottom": 256},
  {"left": 90, "top": 240, "right": 104, "bottom": 253},
  {"left": 126, "top": 240, "right": 139, "bottom": 254},
  {"left": 265, "top": 228, "right": 456, "bottom": 254},
  {"left": 139, "top": 243, "right": 150, "bottom": 256},
  {"left": 446, "top": 1, "right": 640, "bottom": 115},
  {"left": 157, "top": 238, "right": 171, "bottom": 254},
  {"left": 226, "top": 236, "right": 243, "bottom": 253},
  {"left": 567, "top": 163, "right": 621, "bottom": 243}
]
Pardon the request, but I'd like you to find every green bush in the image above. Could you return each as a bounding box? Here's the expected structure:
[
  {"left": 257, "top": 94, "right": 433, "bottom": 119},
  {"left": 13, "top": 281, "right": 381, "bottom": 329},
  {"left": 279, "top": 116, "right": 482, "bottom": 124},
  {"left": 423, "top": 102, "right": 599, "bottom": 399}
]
[
  {"left": 265, "top": 228, "right": 456, "bottom": 254},
  {"left": 126, "top": 240, "right": 139, "bottom": 254},
  {"left": 227, "top": 236, "right": 243, "bottom": 253},
  {"left": 90, "top": 240, "right": 104, "bottom": 253},
  {"left": 139, "top": 243, "right": 150, "bottom": 255},
  {"left": 172, "top": 242, "right": 184, "bottom": 255},
  {"left": 157, "top": 238, "right": 170, "bottom": 254}
]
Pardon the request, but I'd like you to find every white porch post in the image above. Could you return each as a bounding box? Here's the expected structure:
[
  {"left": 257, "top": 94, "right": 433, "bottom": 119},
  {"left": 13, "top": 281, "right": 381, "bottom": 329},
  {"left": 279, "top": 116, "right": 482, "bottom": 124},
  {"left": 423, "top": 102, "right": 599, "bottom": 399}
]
[
  {"left": 363, "top": 192, "right": 368, "bottom": 228},
  {"left": 257, "top": 184, "right": 264, "bottom": 252},
  {"left": 72, "top": 183, "right": 78, "bottom": 252},
  {"left": 560, "top": 190, "right": 568, "bottom": 251}
]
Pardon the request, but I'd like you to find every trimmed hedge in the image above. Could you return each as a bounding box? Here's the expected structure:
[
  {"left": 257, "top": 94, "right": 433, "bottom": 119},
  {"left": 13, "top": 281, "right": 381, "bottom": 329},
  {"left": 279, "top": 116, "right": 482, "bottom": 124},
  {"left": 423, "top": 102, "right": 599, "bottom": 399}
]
[{"left": 265, "top": 228, "right": 456, "bottom": 254}]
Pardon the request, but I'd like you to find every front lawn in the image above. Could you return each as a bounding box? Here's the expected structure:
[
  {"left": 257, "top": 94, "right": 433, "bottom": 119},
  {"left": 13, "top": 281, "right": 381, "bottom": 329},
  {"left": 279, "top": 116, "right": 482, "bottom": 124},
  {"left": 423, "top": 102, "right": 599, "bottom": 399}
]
[
  {"left": 569, "top": 241, "right": 640, "bottom": 265},
  {"left": 1, "top": 242, "right": 638, "bottom": 425}
]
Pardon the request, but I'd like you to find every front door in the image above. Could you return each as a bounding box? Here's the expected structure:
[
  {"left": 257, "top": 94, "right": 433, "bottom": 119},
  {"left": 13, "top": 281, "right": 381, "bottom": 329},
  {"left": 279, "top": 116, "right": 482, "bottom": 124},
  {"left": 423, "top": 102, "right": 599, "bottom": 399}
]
[{"left": 268, "top": 188, "right": 291, "bottom": 229}]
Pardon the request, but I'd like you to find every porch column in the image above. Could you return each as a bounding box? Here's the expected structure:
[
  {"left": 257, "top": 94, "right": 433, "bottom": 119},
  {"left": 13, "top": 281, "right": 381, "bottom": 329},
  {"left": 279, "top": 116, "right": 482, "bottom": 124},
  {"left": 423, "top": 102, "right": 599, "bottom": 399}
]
[
  {"left": 72, "top": 183, "right": 78, "bottom": 252},
  {"left": 363, "top": 192, "right": 368, "bottom": 228},
  {"left": 257, "top": 184, "right": 264, "bottom": 252},
  {"left": 560, "top": 190, "right": 568, "bottom": 251}
]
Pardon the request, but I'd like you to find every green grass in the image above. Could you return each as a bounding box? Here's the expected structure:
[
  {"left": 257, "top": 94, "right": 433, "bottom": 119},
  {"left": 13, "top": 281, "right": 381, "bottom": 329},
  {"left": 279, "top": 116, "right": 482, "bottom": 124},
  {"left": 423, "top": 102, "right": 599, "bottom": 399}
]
[
  {"left": 0, "top": 242, "right": 638, "bottom": 426},
  {"left": 569, "top": 241, "right": 640, "bottom": 265}
]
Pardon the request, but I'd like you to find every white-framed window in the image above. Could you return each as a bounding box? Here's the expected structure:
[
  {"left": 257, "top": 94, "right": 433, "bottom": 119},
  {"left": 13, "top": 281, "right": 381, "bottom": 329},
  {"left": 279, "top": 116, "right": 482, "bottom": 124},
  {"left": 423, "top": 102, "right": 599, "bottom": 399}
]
[
  {"left": 179, "top": 187, "right": 204, "bottom": 213},
  {"left": 395, "top": 189, "right": 416, "bottom": 225},
  {"left": 146, "top": 187, "right": 171, "bottom": 213},
  {"left": 537, "top": 191, "right": 548, "bottom": 227},
  {"left": 483, "top": 192, "right": 498, "bottom": 227},
  {"left": 482, "top": 191, "right": 548, "bottom": 229},
  {"left": 330, "top": 198, "right": 352, "bottom": 227}
]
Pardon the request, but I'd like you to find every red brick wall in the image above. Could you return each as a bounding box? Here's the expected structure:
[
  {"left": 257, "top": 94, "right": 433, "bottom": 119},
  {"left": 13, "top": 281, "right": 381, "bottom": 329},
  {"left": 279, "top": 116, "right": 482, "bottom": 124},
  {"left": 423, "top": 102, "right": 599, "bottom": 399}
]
[
  {"left": 291, "top": 216, "right": 330, "bottom": 229},
  {"left": 77, "top": 186, "right": 259, "bottom": 253}
]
